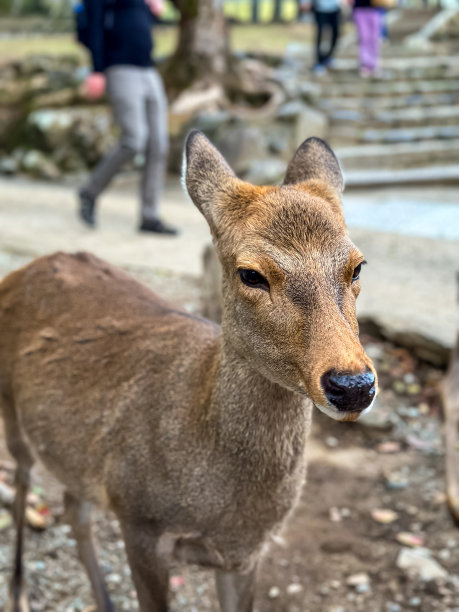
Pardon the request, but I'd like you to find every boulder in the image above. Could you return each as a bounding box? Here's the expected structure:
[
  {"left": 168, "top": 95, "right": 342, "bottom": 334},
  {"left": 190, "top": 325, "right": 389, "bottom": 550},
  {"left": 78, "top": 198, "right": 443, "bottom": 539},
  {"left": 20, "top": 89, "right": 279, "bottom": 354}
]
[
  {"left": 244, "top": 157, "right": 286, "bottom": 186},
  {"left": 27, "top": 107, "right": 115, "bottom": 167},
  {"left": 27, "top": 109, "right": 74, "bottom": 150},
  {"left": 277, "top": 101, "right": 329, "bottom": 146},
  {"left": 0, "top": 156, "right": 19, "bottom": 176},
  {"left": 214, "top": 125, "right": 267, "bottom": 175},
  {"left": 396, "top": 547, "right": 449, "bottom": 581},
  {"left": 21, "top": 150, "right": 61, "bottom": 181},
  {"left": 170, "top": 84, "right": 225, "bottom": 116}
]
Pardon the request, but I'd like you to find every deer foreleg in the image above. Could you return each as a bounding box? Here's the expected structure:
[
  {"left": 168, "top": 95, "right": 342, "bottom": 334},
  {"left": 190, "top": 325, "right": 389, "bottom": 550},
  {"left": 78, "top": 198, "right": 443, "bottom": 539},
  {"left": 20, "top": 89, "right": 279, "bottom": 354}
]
[
  {"left": 215, "top": 567, "right": 257, "bottom": 612},
  {"left": 64, "top": 492, "right": 114, "bottom": 611},
  {"left": 444, "top": 392, "right": 459, "bottom": 524},
  {"left": 120, "top": 521, "right": 170, "bottom": 612}
]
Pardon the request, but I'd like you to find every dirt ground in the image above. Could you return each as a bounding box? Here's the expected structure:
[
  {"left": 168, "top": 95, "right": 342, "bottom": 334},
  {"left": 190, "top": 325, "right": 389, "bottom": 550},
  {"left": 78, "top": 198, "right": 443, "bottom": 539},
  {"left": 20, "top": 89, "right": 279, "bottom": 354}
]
[{"left": 0, "top": 270, "right": 457, "bottom": 612}]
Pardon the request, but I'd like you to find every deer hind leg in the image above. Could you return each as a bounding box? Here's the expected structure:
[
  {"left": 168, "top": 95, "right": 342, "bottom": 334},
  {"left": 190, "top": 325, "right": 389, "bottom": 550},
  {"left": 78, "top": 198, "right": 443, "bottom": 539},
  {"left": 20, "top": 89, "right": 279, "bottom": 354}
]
[
  {"left": 2, "top": 398, "right": 34, "bottom": 612},
  {"left": 215, "top": 567, "right": 257, "bottom": 612},
  {"left": 64, "top": 492, "right": 114, "bottom": 612}
]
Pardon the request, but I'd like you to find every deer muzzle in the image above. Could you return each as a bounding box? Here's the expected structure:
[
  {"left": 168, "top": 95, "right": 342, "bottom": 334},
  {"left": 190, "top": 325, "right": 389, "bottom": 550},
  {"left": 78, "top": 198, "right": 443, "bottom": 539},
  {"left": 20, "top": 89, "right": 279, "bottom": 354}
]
[{"left": 320, "top": 368, "right": 376, "bottom": 419}]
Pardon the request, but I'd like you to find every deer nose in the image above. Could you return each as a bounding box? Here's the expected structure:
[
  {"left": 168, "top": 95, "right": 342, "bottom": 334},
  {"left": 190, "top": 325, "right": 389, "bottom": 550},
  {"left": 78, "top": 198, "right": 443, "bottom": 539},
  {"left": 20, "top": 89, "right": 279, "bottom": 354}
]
[{"left": 321, "top": 369, "right": 376, "bottom": 412}]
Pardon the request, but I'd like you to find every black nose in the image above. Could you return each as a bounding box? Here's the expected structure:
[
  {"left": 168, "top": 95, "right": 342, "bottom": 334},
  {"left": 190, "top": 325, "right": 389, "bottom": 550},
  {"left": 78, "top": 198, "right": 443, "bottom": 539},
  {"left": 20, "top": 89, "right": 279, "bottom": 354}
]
[{"left": 321, "top": 369, "right": 376, "bottom": 412}]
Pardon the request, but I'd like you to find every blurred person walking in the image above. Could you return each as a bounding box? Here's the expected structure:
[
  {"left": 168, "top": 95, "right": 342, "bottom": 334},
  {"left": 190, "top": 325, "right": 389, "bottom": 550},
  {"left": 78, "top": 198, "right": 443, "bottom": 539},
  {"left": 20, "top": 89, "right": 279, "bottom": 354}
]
[
  {"left": 353, "top": 0, "right": 383, "bottom": 77},
  {"left": 75, "top": 0, "right": 177, "bottom": 234},
  {"left": 301, "top": 0, "right": 342, "bottom": 74}
]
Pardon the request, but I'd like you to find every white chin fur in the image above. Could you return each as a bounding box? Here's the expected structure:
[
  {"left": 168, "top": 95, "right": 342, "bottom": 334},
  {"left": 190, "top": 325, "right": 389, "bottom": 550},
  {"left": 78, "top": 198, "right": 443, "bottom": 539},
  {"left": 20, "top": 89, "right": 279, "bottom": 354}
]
[
  {"left": 358, "top": 395, "right": 376, "bottom": 418},
  {"left": 314, "top": 395, "right": 376, "bottom": 422}
]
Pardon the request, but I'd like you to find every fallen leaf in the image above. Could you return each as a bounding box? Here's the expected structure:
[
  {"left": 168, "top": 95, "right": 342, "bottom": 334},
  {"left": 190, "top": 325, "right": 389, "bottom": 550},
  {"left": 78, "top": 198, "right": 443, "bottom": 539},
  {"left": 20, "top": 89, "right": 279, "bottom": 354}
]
[
  {"left": 286, "top": 583, "right": 303, "bottom": 595},
  {"left": 170, "top": 575, "right": 184, "bottom": 588},
  {"left": 371, "top": 508, "right": 399, "bottom": 524},
  {"left": 396, "top": 532, "right": 425, "bottom": 547},
  {"left": 25, "top": 506, "right": 48, "bottom": 530},
  {"left": 329, "top": 506, "right": 342, "bottom": 522},
  {"left": 346, "top": 572, "right": 370, "bottom": 587},
  {"left": 377, "top": 441, "right": 400, "bottom": 454}
]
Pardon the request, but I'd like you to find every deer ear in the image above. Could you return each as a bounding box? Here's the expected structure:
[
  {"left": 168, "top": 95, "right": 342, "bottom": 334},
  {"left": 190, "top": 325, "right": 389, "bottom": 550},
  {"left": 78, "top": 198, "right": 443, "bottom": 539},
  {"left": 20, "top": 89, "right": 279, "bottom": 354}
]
[
  {"left": 183, "top": 130, "right": 237, "bottom": 222},
  {"left": 283, "top": 137, "right": 344, "bottom": 194}
]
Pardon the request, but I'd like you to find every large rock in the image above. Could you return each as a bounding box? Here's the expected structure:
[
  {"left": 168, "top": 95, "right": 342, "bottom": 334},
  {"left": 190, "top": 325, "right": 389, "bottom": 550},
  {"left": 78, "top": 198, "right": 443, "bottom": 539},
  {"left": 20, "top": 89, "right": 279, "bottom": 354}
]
[
  {"left": 27, "top": 107, "right": 115, "bottom": 168},
  {"left": 21, "top": 150, "right": 60, "bottom": 181},
  {"left": 396, "top": 547, "right": 449, "bottom": 581},
  {"left": 244, "top": 157, "right": 286, "bottom": 186},
  {"left": 213, "top": 125, "right": 267, "bottom": 175},
  {"left": 277, "top": 101, "right": 329, "bottom": 147},
  {"left": 0, "top": 157, "right": 18, "bottom": 176},
  {"left": 170, "top": 84, "right": 225, "bottom": 116}
]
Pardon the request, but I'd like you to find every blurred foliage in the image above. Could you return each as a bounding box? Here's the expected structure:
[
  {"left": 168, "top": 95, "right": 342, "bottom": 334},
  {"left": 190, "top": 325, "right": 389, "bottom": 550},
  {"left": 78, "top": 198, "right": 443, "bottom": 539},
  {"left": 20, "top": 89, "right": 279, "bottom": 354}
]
[
  {"left": 0, "top": 0, "right": 301, "bottom": 22},
  {"left": 226, "top": 0, "right": 300, "bottom": 22},
  {"left": 0, "top": 22, "right": 317, "bottom": 61}
]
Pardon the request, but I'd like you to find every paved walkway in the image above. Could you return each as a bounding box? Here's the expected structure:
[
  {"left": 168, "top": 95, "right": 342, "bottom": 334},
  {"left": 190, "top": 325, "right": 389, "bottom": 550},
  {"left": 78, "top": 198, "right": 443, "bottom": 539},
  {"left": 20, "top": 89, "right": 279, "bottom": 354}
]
[{"left": 0, "top": 177, "right": 458, "bottom": 360}]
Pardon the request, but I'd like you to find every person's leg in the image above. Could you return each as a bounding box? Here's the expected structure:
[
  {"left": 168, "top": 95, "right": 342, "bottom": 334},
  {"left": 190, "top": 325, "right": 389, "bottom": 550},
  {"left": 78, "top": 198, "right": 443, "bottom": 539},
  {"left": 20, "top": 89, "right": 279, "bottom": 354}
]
[
  {"left": 354, "top": 8, "right": 373, "bottom": 73},
  {"left": 328, "top": 9, "right": 340, "bottom": 61},
  {"left": 139, "top": 69, "right": 177, "bottom": 235},
  {"left": 378, "top": 8, "right": 389, "bottom": 39},
  {"left": 368, "top": 9, "right": 382, "bottom": 72},
  {"left": 314, "top": 11, "right": 325, "bottom": 66},
  {"left": 79, "top": 66, "right": 147, "bottom": 226}
]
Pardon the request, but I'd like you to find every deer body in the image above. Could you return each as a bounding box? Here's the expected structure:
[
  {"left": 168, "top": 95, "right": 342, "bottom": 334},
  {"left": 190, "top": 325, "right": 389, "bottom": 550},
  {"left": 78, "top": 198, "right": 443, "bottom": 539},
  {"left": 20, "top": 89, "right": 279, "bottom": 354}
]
[
  {"left": 1, "top": 132, "right": 376, "bottom": 612},
  {"left": 1, "top": 251, "right": 308, "bottom": 564}
]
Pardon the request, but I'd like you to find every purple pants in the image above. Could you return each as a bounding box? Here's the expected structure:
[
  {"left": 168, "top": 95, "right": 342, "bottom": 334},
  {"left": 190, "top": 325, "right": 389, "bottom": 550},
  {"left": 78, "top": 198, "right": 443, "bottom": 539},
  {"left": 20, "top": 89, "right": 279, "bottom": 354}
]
[{"left": 354, "top": 8, "right": 382, "bottom": 71}]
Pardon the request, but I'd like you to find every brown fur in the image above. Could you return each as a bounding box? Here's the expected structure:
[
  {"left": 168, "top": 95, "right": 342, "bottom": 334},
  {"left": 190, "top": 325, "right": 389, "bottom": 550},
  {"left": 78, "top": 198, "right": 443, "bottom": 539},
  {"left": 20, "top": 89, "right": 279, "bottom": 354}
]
[
  {"left": 442, "top": 273, "right": 459, "bottom": 524},
  {"left": 0, "top": 132, "right": 376, "bottom": 612}
]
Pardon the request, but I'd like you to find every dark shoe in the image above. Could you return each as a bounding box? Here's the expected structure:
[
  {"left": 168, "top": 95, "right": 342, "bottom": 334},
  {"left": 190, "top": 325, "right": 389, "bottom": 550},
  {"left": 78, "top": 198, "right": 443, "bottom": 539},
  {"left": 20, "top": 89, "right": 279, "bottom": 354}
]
[
  {"left": 139, "top": 218, "right": 179, "bottom": 236},
  {"left": 78, "top": 191, "right": 96, "bottom": 227}
]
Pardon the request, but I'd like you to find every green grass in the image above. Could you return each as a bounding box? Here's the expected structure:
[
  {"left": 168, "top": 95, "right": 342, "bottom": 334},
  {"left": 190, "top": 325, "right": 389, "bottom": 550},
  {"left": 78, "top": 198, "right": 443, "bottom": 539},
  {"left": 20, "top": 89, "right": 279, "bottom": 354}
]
[
  {"left": 230, "top": 22, "right": 313, "bottom": 53},
  {"left": 225, "top": 0, "right": 300, "bottom": 22},
  {"left": 0, "top": 22, "right": 314, "bottom": 63}
]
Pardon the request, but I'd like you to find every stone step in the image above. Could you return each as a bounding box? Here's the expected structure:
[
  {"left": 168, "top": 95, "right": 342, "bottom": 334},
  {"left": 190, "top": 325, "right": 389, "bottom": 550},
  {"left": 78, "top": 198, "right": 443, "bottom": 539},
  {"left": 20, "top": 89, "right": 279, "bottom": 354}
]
[
  {"left": 339, "top": 45, "right": 453, "bottom": 60},
  {"left": 324, "top": 78, "right": 459, "bottom": 99},
  {"left": 336, "top": 139, "right": 459, "bottom": 170},
  {"left": 330, "top": 124, "right": 459, "bottom": 145},
  {"left": 329, "top": 105, "right": 459, "bottom": 129},
  {"left": 344, "top": 165, "right": 459, "bottom": 188},
  {"left": 388, "top": 7, "right": 439, "bottom": 41},
  {"left": 329, "top": 55, "right": 459, "bottom": 80},
  {"left": 324, "top": 65, "right": 459, "bottom": 83},
  {"left": 320, "top": 91, "right": 459, "bottom": 112}
]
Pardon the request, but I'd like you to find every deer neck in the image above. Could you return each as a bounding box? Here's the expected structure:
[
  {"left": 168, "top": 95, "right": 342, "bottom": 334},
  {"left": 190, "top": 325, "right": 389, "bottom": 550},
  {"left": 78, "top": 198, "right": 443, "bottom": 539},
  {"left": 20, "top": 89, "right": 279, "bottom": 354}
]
[{"left": 209, "top": 337, "right": 312, "bottom": 474}]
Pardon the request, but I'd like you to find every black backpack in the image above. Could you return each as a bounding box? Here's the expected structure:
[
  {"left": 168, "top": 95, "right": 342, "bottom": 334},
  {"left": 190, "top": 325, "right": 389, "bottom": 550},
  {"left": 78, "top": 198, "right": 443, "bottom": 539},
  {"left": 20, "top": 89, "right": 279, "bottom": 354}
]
[{"left": 73, "top": 0, "right": 116, "bottom": 49}]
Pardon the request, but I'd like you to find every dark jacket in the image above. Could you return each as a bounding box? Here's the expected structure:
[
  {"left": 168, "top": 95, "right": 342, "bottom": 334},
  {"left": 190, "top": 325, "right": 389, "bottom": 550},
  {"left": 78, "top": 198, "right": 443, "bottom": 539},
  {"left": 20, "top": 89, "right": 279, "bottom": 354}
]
[
  {"left": 84, "top": 0, "right": 154, "bottom": 72},
  {"left": 354, "top": 0, "right": 374, "bottom": 8}
]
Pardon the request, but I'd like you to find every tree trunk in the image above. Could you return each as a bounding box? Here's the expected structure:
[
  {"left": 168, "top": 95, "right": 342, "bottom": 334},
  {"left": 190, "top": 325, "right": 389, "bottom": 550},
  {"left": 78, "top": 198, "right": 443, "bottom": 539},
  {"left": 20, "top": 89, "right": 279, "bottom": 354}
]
[
  {"left": 163, "top": 0, "right": 229, "bottom": 99},
  {"left": 273, "top": 0, "right": 282, "bottom": 22},
  {"left": 252, "top": 0, "right": 259, "bottom": 23}
]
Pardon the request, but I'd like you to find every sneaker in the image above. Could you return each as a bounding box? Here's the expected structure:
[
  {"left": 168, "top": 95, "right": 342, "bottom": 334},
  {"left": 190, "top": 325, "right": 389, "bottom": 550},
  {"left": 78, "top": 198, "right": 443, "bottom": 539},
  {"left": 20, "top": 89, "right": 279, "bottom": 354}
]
[
  {"left": 139, "top": 218, "right": 179, "bottom": 236},
  {"left": 78, "top": 191, "right": 96, "bottom": 227},
  {"left": 312, "top": 63, "right": 327, "bottom": 76}
]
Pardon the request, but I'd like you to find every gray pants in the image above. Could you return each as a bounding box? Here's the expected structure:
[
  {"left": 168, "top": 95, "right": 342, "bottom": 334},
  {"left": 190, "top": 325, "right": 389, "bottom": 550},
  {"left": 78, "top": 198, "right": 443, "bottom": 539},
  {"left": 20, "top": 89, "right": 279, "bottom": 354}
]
[{"left": 82, "top": 65, "right": 169, "bottom": 222}]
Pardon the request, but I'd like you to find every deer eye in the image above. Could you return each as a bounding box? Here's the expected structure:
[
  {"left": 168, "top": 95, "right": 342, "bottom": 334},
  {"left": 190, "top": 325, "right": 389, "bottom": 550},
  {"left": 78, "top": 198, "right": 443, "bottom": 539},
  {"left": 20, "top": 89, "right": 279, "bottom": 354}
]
[
  {"left": 238, "top": 269, "right": 270, "bottom": 291},
  {"left": 352, "top": 263, "right": 362, "bottom": 282}
]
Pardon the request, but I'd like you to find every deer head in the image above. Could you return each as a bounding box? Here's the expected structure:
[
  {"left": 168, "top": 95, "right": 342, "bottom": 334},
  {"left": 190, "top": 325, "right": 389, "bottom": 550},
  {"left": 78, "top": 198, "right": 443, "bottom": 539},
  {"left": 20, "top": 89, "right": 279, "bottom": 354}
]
[{"left": 184, "top": 130, "right": 377, "bottom": 422}]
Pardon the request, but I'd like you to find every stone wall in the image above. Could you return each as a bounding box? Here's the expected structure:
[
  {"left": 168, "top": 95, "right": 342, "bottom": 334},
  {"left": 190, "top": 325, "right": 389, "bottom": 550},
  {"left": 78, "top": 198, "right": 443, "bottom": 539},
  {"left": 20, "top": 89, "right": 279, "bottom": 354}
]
[{"left": 0, "top": 50, "right": 328, "bottom": 184}]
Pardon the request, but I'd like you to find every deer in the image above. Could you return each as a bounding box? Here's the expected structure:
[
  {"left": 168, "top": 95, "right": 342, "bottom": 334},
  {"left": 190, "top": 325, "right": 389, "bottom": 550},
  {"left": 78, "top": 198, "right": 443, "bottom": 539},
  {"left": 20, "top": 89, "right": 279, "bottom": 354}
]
[
  {"left": 0, "top": 131, "right": 377, "bottom": 612},
  {"left": 442, "top": 272, "right": 459, "bottom": 525}
]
